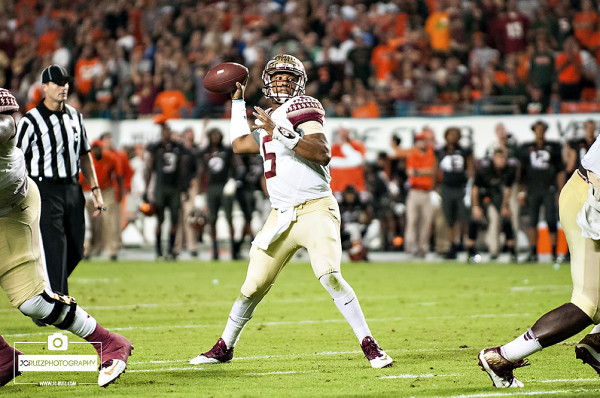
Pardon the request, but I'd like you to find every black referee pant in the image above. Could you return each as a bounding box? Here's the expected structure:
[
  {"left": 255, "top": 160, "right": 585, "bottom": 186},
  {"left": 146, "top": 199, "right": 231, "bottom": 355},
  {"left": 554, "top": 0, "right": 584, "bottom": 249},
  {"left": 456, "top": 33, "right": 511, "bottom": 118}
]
[{"left": 35, "top": 178, "right": 86, "bottom": 295}]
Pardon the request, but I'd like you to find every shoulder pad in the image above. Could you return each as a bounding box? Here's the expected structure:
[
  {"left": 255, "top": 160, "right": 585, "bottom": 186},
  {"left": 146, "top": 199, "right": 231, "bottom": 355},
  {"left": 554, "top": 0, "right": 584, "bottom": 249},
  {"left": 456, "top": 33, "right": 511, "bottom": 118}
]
[{"left": 286, "top": 96, "right": 325, "bottom": 130}]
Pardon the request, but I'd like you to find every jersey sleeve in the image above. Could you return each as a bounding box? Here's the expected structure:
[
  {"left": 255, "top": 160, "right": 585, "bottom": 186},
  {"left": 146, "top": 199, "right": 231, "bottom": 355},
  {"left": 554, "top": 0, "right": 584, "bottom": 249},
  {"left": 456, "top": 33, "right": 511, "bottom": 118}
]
[
  {"left": 286, "top": 96, "right": 325, "bottom": 130},
  {"left": 78, "top": 111, "right": 91, "bottom": 154},
  {"left": 16, "top": 117, "right": 33, "bottom": 155}
]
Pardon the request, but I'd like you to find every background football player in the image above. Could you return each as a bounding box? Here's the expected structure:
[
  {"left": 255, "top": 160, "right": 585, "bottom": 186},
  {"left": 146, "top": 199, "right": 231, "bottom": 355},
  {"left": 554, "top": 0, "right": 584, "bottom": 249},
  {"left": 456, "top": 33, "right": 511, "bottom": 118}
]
[
  {"left": 190, "top": 55, "right": 393, "bottom": 368},
  {"left": 0, "top": 89, "right": 132, "bottom": 387}
]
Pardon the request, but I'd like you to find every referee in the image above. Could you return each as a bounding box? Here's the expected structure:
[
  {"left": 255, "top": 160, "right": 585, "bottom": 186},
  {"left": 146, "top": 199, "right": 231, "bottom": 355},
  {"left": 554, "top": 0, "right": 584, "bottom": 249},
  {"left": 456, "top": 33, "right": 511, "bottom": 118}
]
[{"left": 16, "top": 64, "right": 104, "bottom": 295}]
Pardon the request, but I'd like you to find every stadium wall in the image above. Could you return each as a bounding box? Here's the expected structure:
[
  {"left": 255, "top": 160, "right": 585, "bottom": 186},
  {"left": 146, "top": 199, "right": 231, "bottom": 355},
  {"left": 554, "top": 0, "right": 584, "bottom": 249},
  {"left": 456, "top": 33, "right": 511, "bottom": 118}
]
[{"left": 85, "top": 113, "right": 600, "bottom": 160}]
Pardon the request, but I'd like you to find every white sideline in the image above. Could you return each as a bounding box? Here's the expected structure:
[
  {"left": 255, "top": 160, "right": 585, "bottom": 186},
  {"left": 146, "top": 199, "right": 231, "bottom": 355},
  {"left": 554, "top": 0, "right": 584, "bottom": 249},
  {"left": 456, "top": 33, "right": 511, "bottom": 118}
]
[
  {"left": 447, "top": 390, "right": 596, "bottom": 398},
  {"left": 380, "top": 373, "right": 459, "bottom": 379},
  {"left": 129, "top": 366, "right": 201, "bottom": 373}
]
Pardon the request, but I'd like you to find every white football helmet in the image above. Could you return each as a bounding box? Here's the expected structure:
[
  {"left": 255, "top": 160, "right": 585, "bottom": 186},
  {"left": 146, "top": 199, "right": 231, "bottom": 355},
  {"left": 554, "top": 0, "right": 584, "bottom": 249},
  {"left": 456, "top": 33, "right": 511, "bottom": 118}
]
[{"left": 262, "top": 54, "right": 307, "bottom": 104}]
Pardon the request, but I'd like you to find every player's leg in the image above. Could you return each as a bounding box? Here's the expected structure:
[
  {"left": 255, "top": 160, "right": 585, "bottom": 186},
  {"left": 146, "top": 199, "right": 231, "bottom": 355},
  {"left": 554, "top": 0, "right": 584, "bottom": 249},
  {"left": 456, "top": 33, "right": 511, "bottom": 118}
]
[
  {"left": 296, "top": 197, "right": 392, "bottom": 368},
  {"left": 0, "top": 182, "right": 132, "bottom": 387},
  {"left": 478, "top": 174, "right": 593, "bottom": 388},
  {"left": 0, "top": 334, "right": 22, "bottom": 386},
  {"left": 190, "top": 209, "right": 296, "bottom": 364},
  {"left": 37, "top": 183, "right": 68, "bottom": 294},
  {"left": 404, "top": 190, "right": 419, "bottom": 255},
  {"left": 418, "top": 192, "right": 435, "bottom": 257},
  {"left": 465, "top": 218, "right": 481, "bottom": 263},
  {"left": 167, "top": 188, "right": 181, "bottom": 259},
  {"left": 525, "top": 190, "right": 542, "bottom": 262},
  {"left": 543, "top": 187, "right": 559, "bottom": 261},
  {"left": 207, "top": 185, "right": 222, "bottom": 260},
  {"left": 65, "top": 185, "right": 86, "bottom": 281},
  {"left": 154, "top": 190, "right": 167, "bottom": 259},
  {"left": 222, "top": 194, "right": 237, "bottom": 259},
  {"left": 502, "top": 215, "right": 517, "bottom": 262}
]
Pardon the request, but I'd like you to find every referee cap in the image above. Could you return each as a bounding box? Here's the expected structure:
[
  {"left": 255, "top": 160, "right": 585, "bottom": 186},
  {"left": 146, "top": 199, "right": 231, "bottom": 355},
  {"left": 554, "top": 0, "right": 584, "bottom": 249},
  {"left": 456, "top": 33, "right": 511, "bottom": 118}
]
[{"left": 41, "top": 64, "right": 73, "bottom": 86}]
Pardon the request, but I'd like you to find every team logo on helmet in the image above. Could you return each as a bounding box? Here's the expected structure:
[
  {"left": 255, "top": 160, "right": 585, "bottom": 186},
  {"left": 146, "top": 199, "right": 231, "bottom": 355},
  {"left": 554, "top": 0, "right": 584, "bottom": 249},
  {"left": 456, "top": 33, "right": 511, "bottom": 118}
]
[{"left": 262, "top": 54, "right": 307, "bottom": 104}]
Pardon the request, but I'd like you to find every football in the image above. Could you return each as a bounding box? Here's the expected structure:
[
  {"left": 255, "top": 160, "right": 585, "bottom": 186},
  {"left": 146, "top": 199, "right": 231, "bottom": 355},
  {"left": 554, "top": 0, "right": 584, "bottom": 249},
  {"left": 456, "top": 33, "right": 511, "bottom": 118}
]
[{"left": 203, "top": 62, "right": 249, "bottom": 94}]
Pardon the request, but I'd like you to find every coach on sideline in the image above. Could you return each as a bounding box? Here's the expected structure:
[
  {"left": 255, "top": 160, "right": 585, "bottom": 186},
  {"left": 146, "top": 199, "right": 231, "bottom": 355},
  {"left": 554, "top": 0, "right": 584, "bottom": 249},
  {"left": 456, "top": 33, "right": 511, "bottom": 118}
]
[{"left": 16, "top": 64, "right": 104, "bottom": 295}]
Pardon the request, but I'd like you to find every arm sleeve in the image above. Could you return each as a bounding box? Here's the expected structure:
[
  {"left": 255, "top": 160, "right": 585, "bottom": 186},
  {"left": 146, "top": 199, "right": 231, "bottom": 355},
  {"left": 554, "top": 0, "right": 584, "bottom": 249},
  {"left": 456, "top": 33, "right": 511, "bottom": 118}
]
[{"left": 230, "top": 99, "right": 251, "bottom": 144}]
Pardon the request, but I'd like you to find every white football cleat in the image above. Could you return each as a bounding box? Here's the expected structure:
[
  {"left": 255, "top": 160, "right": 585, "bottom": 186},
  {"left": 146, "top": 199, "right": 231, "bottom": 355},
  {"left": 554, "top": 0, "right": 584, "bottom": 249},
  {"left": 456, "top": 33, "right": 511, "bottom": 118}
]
[
  {"left": 361, "top": 336, "right": 393, "bottom": 368},
  {"left": 98, "top": 359, "right": 127, "bottom": 387},
  {"left": 478, "top": 347, "right": 527, "bottom": 388},
  {"left": 190, "top": 338, "right": 234, "bottom": 365}
]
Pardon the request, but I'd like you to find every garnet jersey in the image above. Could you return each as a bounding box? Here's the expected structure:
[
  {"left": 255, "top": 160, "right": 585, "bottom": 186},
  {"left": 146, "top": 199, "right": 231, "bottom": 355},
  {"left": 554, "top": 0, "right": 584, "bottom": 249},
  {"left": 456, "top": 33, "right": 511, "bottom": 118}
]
[
  {"left": 255, "top": 95, "right": 331, "bottom": 209},
  {"left": 0, "top": 134, "right": 28, "bottom": 217}
]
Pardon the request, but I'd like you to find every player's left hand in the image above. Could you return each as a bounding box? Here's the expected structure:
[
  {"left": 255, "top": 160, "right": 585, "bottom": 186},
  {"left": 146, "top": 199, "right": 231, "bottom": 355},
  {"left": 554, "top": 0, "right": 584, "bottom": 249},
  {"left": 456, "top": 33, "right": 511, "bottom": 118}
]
[{"left": 252, "top": 106, "right": 275, "bottom": 136}]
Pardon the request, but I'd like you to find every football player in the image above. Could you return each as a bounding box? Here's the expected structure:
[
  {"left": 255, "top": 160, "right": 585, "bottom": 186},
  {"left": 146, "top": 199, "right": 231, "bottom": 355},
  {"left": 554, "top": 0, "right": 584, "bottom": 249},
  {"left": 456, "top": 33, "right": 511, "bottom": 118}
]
[
  {"left": 0, "top": 89, "right": 132, "bottom": 387},
  {"left": 189, "top": 55, "right": 392, "bottom": 368},
  {"left": 478, "top": 129, "right": 600, "bottom": 387}
]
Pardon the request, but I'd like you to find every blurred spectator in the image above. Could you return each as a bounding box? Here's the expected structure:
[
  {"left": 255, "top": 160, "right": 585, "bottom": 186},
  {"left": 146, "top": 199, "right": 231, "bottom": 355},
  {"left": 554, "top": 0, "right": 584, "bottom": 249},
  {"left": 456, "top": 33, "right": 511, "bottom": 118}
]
[
  {"left": 555, "top": 36, "right": 583, "bottom": 101},
  {"left": 404, "top": 131, "right": 436, "bottom": 258},
  {"left": 339, "top": 185, "right": 375, "bottom": 262},
  {"left": 528, "top": 31, "right": 555, "bottom": 111},
  {"left": 425, "top": 0, "right": 450, "bottom": 54},
  {"left": 329, "top": 123, "right": 367, "bottom": 196},
  {"left": 489, "top": 0, "right": 529, "bottom": 56},
  {"left": 566, "top": 119, "right": 597, "bottom": 177},
  {"left": 81, "top": 140, "right": 123, "bottom": 261},
  {"left": 154, "top": 75, "right": 187, "bottom": 119},
  {"left": 465, "top": 148, "right": 518, "bottom": 263},
  {"left": 200, "top": 128, "right": 235, "bottom": 260},
  {"left": 436, "top": 127, "right": 475, "bottom": 259}
]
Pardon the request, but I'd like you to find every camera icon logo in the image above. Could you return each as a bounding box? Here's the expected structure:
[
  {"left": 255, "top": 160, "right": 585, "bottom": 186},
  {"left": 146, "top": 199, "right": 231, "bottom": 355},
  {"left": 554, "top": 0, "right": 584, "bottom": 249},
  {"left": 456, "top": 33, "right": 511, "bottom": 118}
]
[{"left": 48, "top": 332, "right": 69, "bottom": 351}]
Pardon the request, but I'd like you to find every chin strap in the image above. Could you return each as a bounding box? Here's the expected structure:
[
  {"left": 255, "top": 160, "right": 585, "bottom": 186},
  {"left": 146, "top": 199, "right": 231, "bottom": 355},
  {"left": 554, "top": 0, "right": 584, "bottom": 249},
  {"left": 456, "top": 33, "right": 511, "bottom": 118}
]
[{"left": 272, "top": 125, "right": 300, "bottom": 150}]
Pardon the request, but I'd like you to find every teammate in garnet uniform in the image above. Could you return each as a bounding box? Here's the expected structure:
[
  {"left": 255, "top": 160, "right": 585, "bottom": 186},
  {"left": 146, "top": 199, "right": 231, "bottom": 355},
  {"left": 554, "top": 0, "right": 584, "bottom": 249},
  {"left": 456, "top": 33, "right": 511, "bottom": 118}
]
[{"left": 189, "top": 54, "right": 392, "bottom": 368}]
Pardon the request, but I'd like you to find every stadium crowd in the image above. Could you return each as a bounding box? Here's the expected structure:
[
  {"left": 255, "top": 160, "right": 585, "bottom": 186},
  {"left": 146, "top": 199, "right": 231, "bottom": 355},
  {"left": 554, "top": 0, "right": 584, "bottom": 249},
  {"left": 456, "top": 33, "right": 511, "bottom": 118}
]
[{"left": 1, "top": 0, "right": 600, "bottom": 120}]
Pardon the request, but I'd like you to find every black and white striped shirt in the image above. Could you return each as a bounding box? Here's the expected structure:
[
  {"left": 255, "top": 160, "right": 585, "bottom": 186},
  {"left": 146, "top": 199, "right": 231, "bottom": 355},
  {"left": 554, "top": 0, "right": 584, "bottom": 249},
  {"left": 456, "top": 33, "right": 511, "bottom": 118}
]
[{"left": 16, "top": 102, "right": 91, "bottom": 180}]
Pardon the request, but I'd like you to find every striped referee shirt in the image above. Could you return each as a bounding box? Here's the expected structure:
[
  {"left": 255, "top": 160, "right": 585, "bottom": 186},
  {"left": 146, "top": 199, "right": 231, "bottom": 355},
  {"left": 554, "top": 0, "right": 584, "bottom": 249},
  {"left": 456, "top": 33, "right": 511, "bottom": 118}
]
[{"left": 16, "top": 102, "right": 91, "bottom": 179}]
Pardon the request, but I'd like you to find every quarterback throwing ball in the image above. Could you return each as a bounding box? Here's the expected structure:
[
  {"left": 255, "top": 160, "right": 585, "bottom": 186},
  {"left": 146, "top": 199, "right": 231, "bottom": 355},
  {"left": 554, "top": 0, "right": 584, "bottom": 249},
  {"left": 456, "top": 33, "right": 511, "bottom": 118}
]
[{"left": 189, "top": 55, "right": 392, "bottom": 368}]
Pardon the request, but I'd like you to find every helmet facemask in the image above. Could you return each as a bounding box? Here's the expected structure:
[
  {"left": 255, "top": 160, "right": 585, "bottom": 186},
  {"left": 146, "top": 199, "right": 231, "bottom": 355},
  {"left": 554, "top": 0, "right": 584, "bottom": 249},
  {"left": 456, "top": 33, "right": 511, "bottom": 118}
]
[{"left": 262, "top": 55, "right": 307, "bottom": 104}]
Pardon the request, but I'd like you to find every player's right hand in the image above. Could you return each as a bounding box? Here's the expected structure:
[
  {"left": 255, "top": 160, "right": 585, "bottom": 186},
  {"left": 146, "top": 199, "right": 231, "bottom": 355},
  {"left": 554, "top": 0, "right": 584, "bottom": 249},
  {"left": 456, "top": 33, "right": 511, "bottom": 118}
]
[{"left": 231, "top": 81, "right": 246, "bottom": 100}]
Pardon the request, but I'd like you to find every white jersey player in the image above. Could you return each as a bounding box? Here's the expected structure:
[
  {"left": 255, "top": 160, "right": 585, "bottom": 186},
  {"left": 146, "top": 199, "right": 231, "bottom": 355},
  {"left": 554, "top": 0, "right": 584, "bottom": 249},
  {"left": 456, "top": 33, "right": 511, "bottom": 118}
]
[
  {"left": 0, "top": 89, "right": 132, "bottom": 388},
  {"left": 190, "top": 54, "right": 392, "bottom": 368}
]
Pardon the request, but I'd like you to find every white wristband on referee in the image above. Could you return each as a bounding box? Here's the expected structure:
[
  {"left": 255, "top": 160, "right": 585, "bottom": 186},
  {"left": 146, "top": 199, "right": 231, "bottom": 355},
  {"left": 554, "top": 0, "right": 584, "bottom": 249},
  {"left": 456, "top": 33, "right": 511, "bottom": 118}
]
[
  {"left": 229, "top": 99, "right": 251, "bottom": 144},
  {"left": 273, "top": 125, "right": 300, "bottom": 150}
]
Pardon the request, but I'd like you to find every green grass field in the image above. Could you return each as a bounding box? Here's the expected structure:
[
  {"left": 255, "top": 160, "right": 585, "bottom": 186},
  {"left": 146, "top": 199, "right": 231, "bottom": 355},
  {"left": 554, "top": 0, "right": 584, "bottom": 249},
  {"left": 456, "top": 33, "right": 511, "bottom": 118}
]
[{"left": 2, "top": 259, "right": 600, "bottom": 397}]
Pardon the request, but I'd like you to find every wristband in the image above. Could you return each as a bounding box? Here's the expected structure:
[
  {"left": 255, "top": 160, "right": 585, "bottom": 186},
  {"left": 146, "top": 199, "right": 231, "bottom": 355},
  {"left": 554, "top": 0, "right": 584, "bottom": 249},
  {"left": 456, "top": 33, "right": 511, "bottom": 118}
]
[
  {"left": 273, "top": 125, "right": 300, "bottom": 150},
  {"left": 91, "top": 186, "right": 99, "bottom": 192}
]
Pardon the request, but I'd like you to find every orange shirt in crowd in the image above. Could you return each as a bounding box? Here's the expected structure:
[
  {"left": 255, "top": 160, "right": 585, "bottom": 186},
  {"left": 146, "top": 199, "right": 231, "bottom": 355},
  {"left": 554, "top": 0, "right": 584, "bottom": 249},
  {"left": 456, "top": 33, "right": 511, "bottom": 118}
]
[
  {"left": 425, "top": 11, "right": 450, "bottom": 52},
  {"left": 330, "top": 140, "right": 367, "bottom": 193},
  {"left": 573, "top": 11, "right": 599, "bottom": 49},
  {"left": 351, "top": 101, "right": 380, "bottom": 118},
  {"left": 371, "top": 44, "right": 395, "bottom": 81},
  {"left": 406, "top": 146, "right": 435, "bottom": 190},
  {"left": 154, "top": 90, "right": 187, "bottom": 119},
  {"left": 113, "top": 149, "right": 133, "bottom": 191},
  {"left": 80, "top": 150, "right": 123, "bottom": 192},
  {"left": 555, "top": 52, "right": 583, "bottom": 84},
  {"left": 37, "top": 30, "right": 58, "bottom": 56},
  {"left": 75, "top": 57, "right": 100, "bottom": 96}
]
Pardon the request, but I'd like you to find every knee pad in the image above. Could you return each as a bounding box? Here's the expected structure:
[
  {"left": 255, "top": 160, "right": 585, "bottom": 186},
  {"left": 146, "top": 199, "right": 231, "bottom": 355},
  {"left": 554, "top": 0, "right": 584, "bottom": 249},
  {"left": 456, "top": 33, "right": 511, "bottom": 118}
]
[
  {"left": 319, "top": 272, "right": 355, "bottom": 302},
  {"left": 19, "top": 292, "right": 78, "bottom": 330}
]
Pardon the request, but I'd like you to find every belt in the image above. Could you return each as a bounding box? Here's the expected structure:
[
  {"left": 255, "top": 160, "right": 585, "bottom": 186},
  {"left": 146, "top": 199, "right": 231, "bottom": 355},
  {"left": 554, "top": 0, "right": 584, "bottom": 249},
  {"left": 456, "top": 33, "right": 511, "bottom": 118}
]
[
  {"left": 577, "top": 165, "right": 590, "bottom": 184},
  {"left": 34, "top": 176, "right": 78, "bottom": 185}
]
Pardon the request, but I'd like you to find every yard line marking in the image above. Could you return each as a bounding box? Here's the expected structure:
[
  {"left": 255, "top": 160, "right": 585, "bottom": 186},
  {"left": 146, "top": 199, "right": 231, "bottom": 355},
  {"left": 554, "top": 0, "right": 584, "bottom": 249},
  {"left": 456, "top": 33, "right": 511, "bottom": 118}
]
[
  {"left": 510, "top": 285, "right": 570, "bottom": 292},
  {"left": 128, "top": 348, "right": 466, "bottom": 365},
  {"left": 380, "top": 373, "right": 459, "bottom": 379},
  {"left": 245, "top": 370, "right": 318, "bottom": 376},
  {"left": 2, "top": 312, "right": 533, "bottom": 338},
  {"left": 128, "top": 366, "right": 201, "bottom": 373},
  {"left": 447, "top": 389, "right": 597, "bottom": 398},
  {"left": 539, "top": 378, "right": 599, "bottom": 383}
]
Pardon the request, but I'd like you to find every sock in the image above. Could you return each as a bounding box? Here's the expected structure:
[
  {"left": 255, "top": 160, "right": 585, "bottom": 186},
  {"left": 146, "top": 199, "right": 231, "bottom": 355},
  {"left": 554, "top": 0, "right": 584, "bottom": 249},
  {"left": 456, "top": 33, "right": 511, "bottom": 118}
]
[
  {"left": 168, "top": 232, "right": 176, "bottom": 254},
  {"left": 509, "top": 245, "right": 516, "bottom": 255},
  {"left": 155, "top": 232, "right": 162, "bottom": 256},
  {"left": 590, "top": 324, "right": 600, "bottom": 334},
  {"left": 320, "top": 273, "right": 371, "bottom": 342},
  {"left": 221, "top": 294, "right": 262, "bottom": 348},
  {"left": 500, "top": 328, "right": 542, "bottom": 362},
  {"left": 552, "top": 245, "right": 557, "bottom": 257},
  {"left": 468, "top": 246, "right": 476, "bottom": 256},
  {"left": 85, "top": 322, "right": 111, "bottom": 357},
  {"left": 67, "top": 309, "right": 97, "bottom": 339},
  {"left": 530, "top": 245, "right": 537, "bottom": 255}
]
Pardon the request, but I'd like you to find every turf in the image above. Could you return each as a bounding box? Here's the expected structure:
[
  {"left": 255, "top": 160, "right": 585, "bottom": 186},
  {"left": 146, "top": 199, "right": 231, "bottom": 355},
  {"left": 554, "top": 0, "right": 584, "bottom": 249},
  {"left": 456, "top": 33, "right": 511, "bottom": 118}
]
[{"left": 2, "top": 259, "right": 600, "bottom": 397}]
